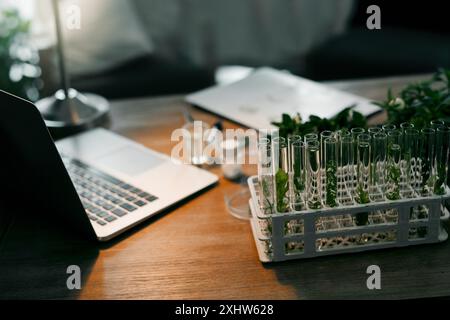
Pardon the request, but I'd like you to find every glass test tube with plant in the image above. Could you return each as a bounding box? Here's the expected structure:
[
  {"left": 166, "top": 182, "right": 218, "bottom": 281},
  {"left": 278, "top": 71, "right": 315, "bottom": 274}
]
[
  {"left": 320, "top": 131, "right": 334, "bottom": 167},
  {"left": 368, "top": 127, "right": 382, "bottom": 187},
  {"left": 350, "top": 128, "right": 366, "bottom": 181},
  {"left": 372, "top": 132, "right": 387, "bottom": 200},
  {"left": 420, "top": 128, "right": 436, "bottom": 196},
  {"left": 434, "top": 126, "right": 450, "bottom": 195},
  {"left": 257, "top": 138, "right": 275, "bottom": 215},
  {"left": 324, "top": 137, "right": 338, "bottom": 207},
  {"left": 289, "top": 138, "right": 306, "bottom": 211},
  {"left": 306, "top": 140, "right": 322, "bottom": 210},
  {"left": 273, "top": 137, "right": 289, "bottom": 213},
  {"left": 339, "top": 136, "right": 354, "bottom": 204},
  {"left": 355, "top": 134, "right": 371, "bottom": 226},
  {"left": 386, "top": 144, "right": 402, "bottom": 201},
  {"left": 403, "top": 129, "right": 420, "bottom": 191}
]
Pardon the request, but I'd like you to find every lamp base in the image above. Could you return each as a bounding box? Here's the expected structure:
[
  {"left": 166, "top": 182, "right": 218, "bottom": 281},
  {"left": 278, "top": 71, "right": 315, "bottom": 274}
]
[{"left": 36, "top": 89, "right": 110, "bottom": 139}]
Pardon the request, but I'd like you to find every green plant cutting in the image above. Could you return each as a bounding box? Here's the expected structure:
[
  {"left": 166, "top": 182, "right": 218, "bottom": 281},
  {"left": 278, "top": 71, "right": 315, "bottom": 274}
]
[
  {"left": 293, "top": 165, "right": 305, "bottom": 196},
  {"left": 325, "top": 160, "right": 338, "bottom": 207},
  {"left": 434, "top": 164, "right": 447, "bottom": 195},
  {"left": 273, "top": 69, "right": 450, "bottom": 137},
  {"left": 275, "top": 168, "right": 289, "bottom": 213},
  {"left": 261, "top": 178, "right": 275, "bottom": 214},
  {"left": 376, "top": 69, "right": 450, "bottom": 127},
  {"left": 355, "top": 185, "right": 370, "bottom": 226},
  {"left": 386, "top": 163, "right": 401, "bottom": 201}
]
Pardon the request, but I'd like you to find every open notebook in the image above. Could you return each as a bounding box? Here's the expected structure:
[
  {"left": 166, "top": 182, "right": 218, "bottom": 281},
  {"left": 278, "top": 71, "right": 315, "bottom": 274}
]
[{"left": 186, "top": 67, "right": 381, "bottom": 129}]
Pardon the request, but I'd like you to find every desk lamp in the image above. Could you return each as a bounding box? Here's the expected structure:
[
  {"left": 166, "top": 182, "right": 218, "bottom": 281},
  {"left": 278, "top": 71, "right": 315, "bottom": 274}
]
[{"left": 36, "top": 0, "right": 109, "bottom": 138}]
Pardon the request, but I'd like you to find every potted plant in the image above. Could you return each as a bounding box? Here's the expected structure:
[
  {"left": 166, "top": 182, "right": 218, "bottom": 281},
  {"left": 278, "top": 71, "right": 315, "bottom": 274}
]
[{"left": 0, "top": 7, "right": 41, "bottom": 101}]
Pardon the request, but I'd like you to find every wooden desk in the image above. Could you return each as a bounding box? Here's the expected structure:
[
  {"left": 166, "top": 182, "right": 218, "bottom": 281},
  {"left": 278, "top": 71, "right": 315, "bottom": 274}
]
[{"left": 2, "top": 74, "right": 449, "bottom": 300}]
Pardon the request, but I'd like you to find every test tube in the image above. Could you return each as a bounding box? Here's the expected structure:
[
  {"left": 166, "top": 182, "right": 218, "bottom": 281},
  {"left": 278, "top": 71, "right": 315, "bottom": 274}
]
[
  {"left": 403, "top": 128, "right": 419, "bottom": 193},
  {"left": 386, "top": 144, "right": 401, "bottom": 201},
  {"left": 288, "top": 135, "right": 302, "bottom": 146},
  {"left": 382, "top": 124, "right": 397, "bottom": 133},
  {"left": 400, "top": 122, "right": 414, "bottom": 132},
  {"left": 368, "top": 127, "right": 382, "bottom": 136},
  {"left": 385, "top": 143, "right": 401, "bottom": 231},
  {"left": 258, "top": 139, "right": 275, "bottom": 214},
  {"left": 434, "top": 126, "right": 450, "bottom": 195},
  {"left": 420, "top": 128, "right": 435, "bottom": 196},
  {"left": 272, "top": 137, "right": 289, "bottom": 213},
  {"left": 355, "top": 134, "right": 371, "bottom": 226},
  {"left": 373, "top": 132, "right": 387, "bottom": 196},
  {"left": 351, "top": 128, "right": 365, "bottom": 180},
  {"left": 431, "top": 120, "right": 445, "bottom": 130},
  {"left": 289, "top": 140, "right": 306, "bottom": 211},
  {"left": 306, "top": 140, "right": 322, "bottom": 209},
  {"left": 324, "top": 137, "right": 338, "bottom": 207},
  {"left": 320, "top": 131, "right": 334, "bottom": 167},
  {"left": 304, "top": 133, "right": 318, "bottom": 144},
  {"left": 339, "top": 136, "right": 354, "bottom": 202}
]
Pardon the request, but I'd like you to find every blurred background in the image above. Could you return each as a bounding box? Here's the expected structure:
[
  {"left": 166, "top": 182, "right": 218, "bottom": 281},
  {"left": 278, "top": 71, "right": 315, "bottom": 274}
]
[{"left": 1, "top": 0, "right": 449, "bottom": 102}]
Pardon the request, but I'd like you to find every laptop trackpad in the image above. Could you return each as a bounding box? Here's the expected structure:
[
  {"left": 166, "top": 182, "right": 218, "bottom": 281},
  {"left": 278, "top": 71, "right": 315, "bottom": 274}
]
[{"left": 95, "top": 146, "right": 164, "bottom": 176}]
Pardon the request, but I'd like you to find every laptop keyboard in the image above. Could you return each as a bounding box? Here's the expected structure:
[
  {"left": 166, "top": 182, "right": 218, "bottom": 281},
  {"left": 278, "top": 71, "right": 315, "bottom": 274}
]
[{"left": 62, "top": 156, "right": 158, "bottom": 227}]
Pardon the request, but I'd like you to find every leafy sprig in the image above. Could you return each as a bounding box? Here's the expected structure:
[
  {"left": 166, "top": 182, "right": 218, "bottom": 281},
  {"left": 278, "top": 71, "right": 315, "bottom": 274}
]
[
  {"left": 325, "top": 160, "right": 338, "bottom": 207},
  {"left": 355, "top": 185, "right": 370, "bottom": 226},
  {"left": 434, "top": 164, "right": 446, "bottom": 195},
  {"left": 386, "top": 164, "right": 401, "bottom": 200},
  {"left": 272, "top": 106, "right": 367, "bottom": 139},
  {"left": 375, "top": 69, "right": 450, "bottom": 127},
  {"left": 261, "top": 178, "right": 274, "bottom": 214},
  {"left": 0, "top": 8, "right": 40, "bottom": 101},
  {"left": 275, "top": 169, "right": 289, "bottom": 213}
]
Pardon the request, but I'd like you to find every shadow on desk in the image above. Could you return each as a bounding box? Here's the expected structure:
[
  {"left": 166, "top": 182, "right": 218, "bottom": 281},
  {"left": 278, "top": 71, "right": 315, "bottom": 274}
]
[
  {"left": 0, "top": 212, "right": 99, "bottom": 299},
  {"left": 97, "top": 182, "right": 218, "bottom": 250},
  {"left": 0, "top": 182, "right": 217, "bottom": 299},
  {"left": 265, "top": 230, "right": 450, "bottom": 299}
]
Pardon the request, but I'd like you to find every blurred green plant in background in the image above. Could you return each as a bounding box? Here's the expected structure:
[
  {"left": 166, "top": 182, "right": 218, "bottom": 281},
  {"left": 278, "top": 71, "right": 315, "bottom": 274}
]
[
  {"left": 272, "top": 106, "right": 367, "bottom": 139},
  {"left": 273, "top": 69, "right": 450, "bottom": 138},
  {"left": 0, "top": 8, "right": 41, "bottom": 101},
  {"left": 376, "top": 69, "right": 450, "bottom": 128}
]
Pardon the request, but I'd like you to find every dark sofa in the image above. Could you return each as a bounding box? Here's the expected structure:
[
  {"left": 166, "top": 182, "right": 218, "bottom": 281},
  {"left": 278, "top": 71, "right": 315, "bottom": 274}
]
[{"left": 70, "top": 0, "right": 450, "bottom": 99}]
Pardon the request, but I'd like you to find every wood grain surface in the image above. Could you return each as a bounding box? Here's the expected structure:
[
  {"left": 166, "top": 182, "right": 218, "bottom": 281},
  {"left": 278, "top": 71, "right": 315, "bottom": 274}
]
[{"left": 2, "top": 74, "right": 448, "bottom": 300}]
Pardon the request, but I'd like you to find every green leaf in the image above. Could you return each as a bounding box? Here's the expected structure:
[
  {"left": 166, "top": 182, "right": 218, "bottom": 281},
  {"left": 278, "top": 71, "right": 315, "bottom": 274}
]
[
  {"left": 275, "top": 169, "right": 289, "bottom": 213},
  {"left": 377, "top": 69, "right": 450, "bottom": 127},
  {"left": 272, "top": 105, "right": 368, "bottom": 139}
]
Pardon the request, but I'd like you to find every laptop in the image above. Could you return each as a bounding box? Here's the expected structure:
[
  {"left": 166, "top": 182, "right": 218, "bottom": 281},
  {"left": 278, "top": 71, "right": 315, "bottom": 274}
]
[
  {"left": 186, "top": 67, "right": 381, "bottom": 129},
  {"left": 0, "top": 90, "right": 218, "bottom": 241}
]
